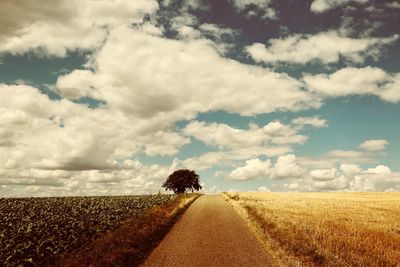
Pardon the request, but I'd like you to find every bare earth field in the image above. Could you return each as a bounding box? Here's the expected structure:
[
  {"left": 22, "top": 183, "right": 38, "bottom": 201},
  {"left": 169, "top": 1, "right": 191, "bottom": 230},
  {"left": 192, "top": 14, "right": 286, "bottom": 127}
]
[{"left": 223, "top": 192, "right": 400, "bottom": 267}]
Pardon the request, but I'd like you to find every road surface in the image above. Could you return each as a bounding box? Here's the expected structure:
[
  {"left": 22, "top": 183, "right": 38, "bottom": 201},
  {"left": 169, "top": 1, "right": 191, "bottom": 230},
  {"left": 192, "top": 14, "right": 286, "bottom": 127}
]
[{"left": 142, "top": 195, "right": 274, "bottom": 267}]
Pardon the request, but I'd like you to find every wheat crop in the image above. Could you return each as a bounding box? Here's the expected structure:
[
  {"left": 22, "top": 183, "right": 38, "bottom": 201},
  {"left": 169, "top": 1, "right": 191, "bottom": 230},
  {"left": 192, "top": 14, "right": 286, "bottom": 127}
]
[{"left": 224, "top": 192, "right": 400, "bottom": 266}]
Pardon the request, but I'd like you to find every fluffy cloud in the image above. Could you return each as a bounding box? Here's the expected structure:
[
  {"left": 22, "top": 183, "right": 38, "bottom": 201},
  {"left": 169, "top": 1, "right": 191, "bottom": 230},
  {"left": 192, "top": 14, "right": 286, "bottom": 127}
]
[
  {"left": 198, "top": 23, "right": 240, "bottom": 54},
  {"left": 310, "top": 168, "right": 337, "bottom": 181},
  {"left": 183, "top": 120, "right": 308, "bottom": 150},
  {"left": 321, "top": 149, "right": 376, "bottom": 166},
  {"left": 144, "top": 131, "right": 190, "bottom": 156},
  {"left": 182, "top": 118, "right": 328, "bottom": 170},
  {"left": 50, "top": 24, "right": 320, "bottom": 189},
  {"left": 351, "top": 165, "right": 399, "bottom": 191},
  {"left": 181, "top": 152, "right": 230, "bottom": 171},
  {"left": 246, "top": 31, "right": 397, "bottom": 64},
  {"left": 340, "top": 164, "right": 362, "bottom": 177},
  {"left": 0, "top": 0, "right": 158, "bottom": 56},
  {"left": 381, "top": 74, "right": 400, "bottom": 102},
  {"left": 181, "top": 146, "right": 292, "bottom": 171},
  {"left": 55, "top": 70, "right": 101, "bottom": 100},
  {"left": 170, "top": 15, "right": 202, "bottom": 40},
  {"left": 227, "top": 158, "right": 271, "bottom": 180},
  {"left": 310, "top": 0, "right": 367, "bottom": 13},
  {"left": 0, "top": 83, "right": 188, "bottom": 194},
  {"left": 271, "top": 154, "right": 305, "bottom": 179},
  {"left": 365, "top": 165, "right": 391, "bottom": 175},
  {"left": 304, "top": 67, "right": 400, "bottom": 102},
  {"left": 258, "top": 186, "right": 271, "bottom": 192},
  {"left": 2, "top": 2, "right": 398, "bottom": 196},
  {"left": 386, "top": 1, "right": 400, "bottom": 9},
  {"left": 0, "top": 159, "right": 178, "bottom": 197},
  {"left": 199, "top": 23, "right": 239, "bottom": 40},
  {"left": 57, "top": 26, "right": 319, "bottom": 117},
  {"left": 292, "top": 116, "right": 327, "bottom": 128},
  {"left": 228, "top": 0, "right": 276, "bottom": 19},
  {"left": 312, "top": 175, "right": 349, "bottom": 190},
  {"left": 359, "top": 139, "right": 388, "bottom": 152},
  {"left": 297, "top": 141, "right": 388, "bottom": 172},
  {"left": 282, "top": 162, "right": 399, "bottom": 192},
  {"left": 327, "top": 150, "right": 368, "bottom": 159},
  {"left": 206, "top": 131, "right": 396, "bottom": 192}
]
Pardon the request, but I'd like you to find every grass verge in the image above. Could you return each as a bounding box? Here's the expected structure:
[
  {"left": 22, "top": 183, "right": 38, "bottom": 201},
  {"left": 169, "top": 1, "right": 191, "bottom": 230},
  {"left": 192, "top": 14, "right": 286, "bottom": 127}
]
[
  {"left": 59, "top": 193, "right": 200, "bottom": 267},
  {"left": 222, "top": 193, "right": 287, "bottom": 267}
]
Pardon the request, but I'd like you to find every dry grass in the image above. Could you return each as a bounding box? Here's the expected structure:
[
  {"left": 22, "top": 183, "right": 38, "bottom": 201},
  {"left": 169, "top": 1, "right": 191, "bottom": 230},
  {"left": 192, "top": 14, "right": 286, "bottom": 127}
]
[
  {"left": 223, "top": 192, "right": 400, "bottom": 267},
  {"left": 59, "top": 193, "right": 200, "bottom": 267}
]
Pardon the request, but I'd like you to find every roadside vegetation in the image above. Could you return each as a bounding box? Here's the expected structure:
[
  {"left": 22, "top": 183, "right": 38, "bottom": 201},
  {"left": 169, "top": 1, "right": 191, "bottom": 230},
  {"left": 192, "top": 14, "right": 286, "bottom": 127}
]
[
  {"left": 0, "top": 194, "right": 200, "bottom": 266},
  {"left": 223, "top": 192, "right": 400, "bottom": 266},
  {"left": 61, "top": 193, "right": 199, "bottom": 266}
]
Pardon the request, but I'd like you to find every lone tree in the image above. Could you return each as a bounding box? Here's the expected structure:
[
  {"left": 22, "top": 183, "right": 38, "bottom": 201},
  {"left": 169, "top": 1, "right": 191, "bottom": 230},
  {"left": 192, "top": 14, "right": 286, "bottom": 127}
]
[{"left": 162, "top": 169, "right": 202, "bottom": 194}]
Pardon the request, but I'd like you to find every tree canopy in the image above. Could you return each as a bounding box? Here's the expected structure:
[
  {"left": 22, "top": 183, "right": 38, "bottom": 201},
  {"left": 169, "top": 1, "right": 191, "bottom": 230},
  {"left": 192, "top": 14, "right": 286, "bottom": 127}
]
[{"left": 162, "top": 169, "right": 202, "bottom": 194}]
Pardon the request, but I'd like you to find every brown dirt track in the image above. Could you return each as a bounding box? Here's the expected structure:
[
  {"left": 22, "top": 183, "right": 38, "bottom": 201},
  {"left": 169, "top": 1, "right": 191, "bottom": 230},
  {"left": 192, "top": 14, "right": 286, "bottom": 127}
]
[{"left": 142, "top": 195, "right": 274, "bottom": 267}]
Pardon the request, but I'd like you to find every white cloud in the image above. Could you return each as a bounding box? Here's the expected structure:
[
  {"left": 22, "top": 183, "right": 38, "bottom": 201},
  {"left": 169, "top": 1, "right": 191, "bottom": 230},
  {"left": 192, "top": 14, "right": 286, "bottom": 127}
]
[
  {"left": 184, "top": 120, "right": 308, "bottom": 150},
  {"left": 310, "top": 168, "right": 337, "bottom": 181},
  {"left": 351, "top": 165, "right": 400, "bottom": 191},
  {"left": 143, "top": 131, "right": 190, "bottom": 156},
  {"left": 271, "top": 154, "right": 305, "bottom": 179},
  {"left": 181, "top": 152, "right": 230, "bottom": 171},
  {"left": 386, "top": 1, "right": 400, "bottom": 9},
  {"left": 56, "top": 26, "right": 319, "bottom": 125},
  {"left": 0, "top": 0, "right": 158, "bottom": 56},
  {"left": 56, "top": 70, "right": 100, "bottom": 100},
  {"left": 310, "top": 0, "right": 367, "bottom": 13},
  {"left": 247, "top": 31, "right": 397, "bottom": 65},
  {"left": 328, "top": 150, "right": 364, "bottom": 159},
  {"left": 359, "top": 139, "right": 388, "bottom": 152},
  {"left": 312, "top": 175, "right": 349, "bottom": 190},
  {"left": 249, "top": 153, "right": 399, "bottom": 192},
  {"left": 258, "top": 186, "right": 271, "bottom": 192},
  {"left": 206, "top": 185, "right": 219, "bottom": 194},
  {"left": 0, "top": 84, "right": 187, "bottom": 176},
  {"left": 381, "top": 74, "right": 400, "bottom": 103},
  {"left": 227, "top": 158, "right": 271, "bottom": 180},
  {"left": 340, "top": 164, "right": 362, "bottom": 177},
  {"left": 181, "top": 118, "right": 329, "bottom": 171},
  {"left": 181, "top": 146, "right": 292, "bottom": 171},
  {"left": 304, "top": 67, "right": 400, "bottom": 102},
  {"left": 284, "top": 160, "right": 399, "bottom": 192},
  {"left": 262, "top": 121, "right": 289, "bottom": 136},
  {"left": 198, "top": 23, "right": 240, "bottom": 54},
  {"left": 181, "top": 119, "right": 319, "bottom": 170},
  {"left": 199, "top": 23, "right": 238, "bottom": 39},
  {"left": 292, "top": 116, "right": 327, "bottom": 128},
  {"left": 365, "top": 165, "right": 391, "bottom": 175},
  {"left": 2, "top": 3, "right": 398, "bottom": 196},
  {"left": 229, "top": 0, "right": 277, "bottom": 19},
  {"left": 179, "top": 0, "right": 209, "bottom": 12},
  {"left": 326, "top": 150, "right": 376, "bottom": 164},
  {"left": 297, "top": 143, "right": 387, "bottom": 172},
  {"left": 171, "top": 20, "right": 202, "bottom": 40},
  {"left": 0, "top": 158, "right": 179, "bottom": 197}
]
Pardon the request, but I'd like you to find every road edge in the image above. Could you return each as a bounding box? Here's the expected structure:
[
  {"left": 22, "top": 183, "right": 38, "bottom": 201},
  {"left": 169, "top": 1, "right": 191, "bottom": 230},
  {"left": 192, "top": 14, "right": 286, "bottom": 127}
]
[
  {"left": 60, "top": 194, "right": 201, "bottom": 267},
  {"left": 221, "top": 193, "right": 286, "bottom": 267}
]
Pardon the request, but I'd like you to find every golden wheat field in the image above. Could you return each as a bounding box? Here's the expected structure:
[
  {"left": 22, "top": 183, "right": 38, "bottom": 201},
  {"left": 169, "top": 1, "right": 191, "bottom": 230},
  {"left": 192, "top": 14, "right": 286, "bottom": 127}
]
[{"left": 223, "top": 192, "right": 400, "bottom": 267}]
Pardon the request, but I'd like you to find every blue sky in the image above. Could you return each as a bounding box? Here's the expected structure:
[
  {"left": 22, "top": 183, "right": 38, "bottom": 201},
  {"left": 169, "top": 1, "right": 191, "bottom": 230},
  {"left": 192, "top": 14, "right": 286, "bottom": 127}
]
[{"left": 0, "top": 0, "right": 399, "bottom": 196}]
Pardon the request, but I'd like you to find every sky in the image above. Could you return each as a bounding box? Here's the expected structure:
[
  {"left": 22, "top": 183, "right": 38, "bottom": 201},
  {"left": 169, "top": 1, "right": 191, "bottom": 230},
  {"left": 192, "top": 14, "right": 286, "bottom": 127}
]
[{"left": 0, "top": 0, "right": 399, "bottom": 197}]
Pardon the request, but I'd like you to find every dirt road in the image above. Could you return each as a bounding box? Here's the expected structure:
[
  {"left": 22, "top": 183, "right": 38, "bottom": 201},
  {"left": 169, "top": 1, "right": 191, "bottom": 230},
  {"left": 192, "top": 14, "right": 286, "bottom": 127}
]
[{"left": 142, "top": 195, "right": 274, "bottom": 267}]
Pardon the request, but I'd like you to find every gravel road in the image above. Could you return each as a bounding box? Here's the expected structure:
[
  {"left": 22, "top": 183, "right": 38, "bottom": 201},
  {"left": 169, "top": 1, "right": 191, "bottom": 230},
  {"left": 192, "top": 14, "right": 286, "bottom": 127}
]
[{"left": 142, "top": 195, "right": 274, "bottom": 267}]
